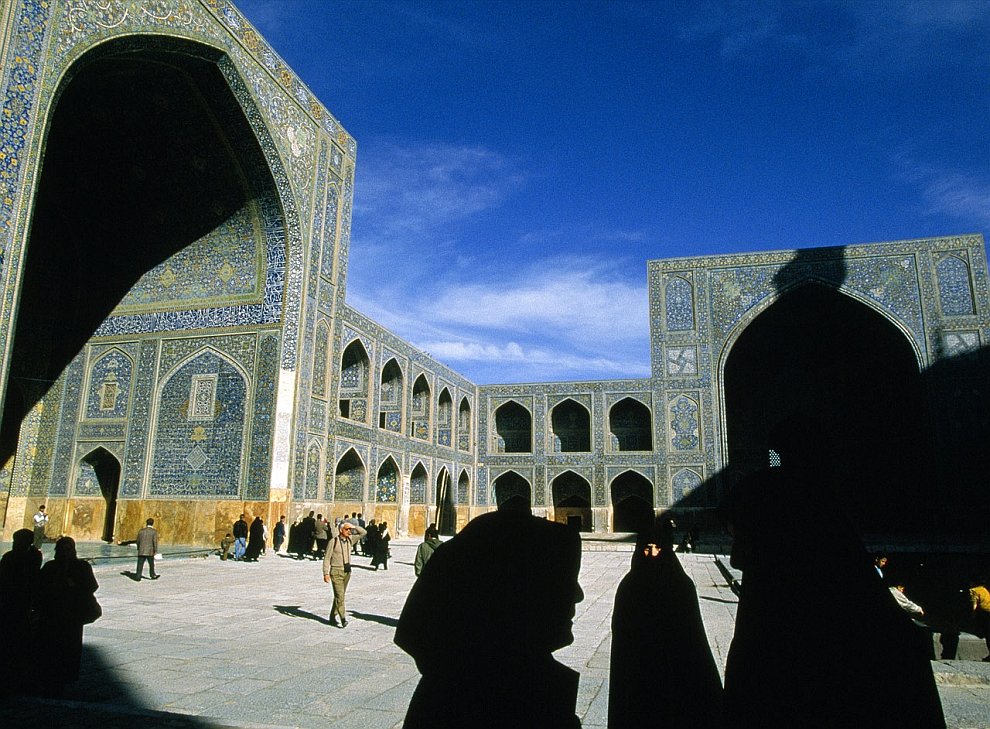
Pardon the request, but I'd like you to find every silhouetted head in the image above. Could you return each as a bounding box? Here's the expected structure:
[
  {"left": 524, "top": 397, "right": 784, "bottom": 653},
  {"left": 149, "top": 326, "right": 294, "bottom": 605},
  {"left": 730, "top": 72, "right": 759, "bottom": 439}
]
[
  {"left": 54, "top": 536, "right": 76, "bottom": 561},
  {"left": 145, "top": 518, "right": 154, "bottom": 526},
  {"left": 12, "top": 528, "right": 33, "bottom": 550},
  {"left": 497, "top": 494, "right": 532, "bottom": 515},
  {"left": 425, "top": 525, "right": 439, "bottom": 540}
]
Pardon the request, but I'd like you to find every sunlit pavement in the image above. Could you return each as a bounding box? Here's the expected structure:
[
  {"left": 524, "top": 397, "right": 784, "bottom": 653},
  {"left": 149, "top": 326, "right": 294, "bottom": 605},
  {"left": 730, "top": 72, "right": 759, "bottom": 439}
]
[{"left": 1, "top": 542, "right": 988, "bottom": 728}]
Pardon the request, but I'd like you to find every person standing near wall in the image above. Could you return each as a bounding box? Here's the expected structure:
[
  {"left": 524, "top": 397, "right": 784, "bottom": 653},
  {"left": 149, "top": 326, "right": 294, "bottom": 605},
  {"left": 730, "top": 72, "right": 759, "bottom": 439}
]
[
  {"left": 136, "top": 518, "right": 159, "bottom": 580},
  {"left": 414, "top": 525, "right": 442, "bottom": 577},
  {"left": 273, "top": 516, "right": 286, "bottom": 554},
  {"left": 33, "top": 505, "right": 49, "bottom": 549},
  {"left": 232, "top": 514, "right": 248, "bottom": 561}
]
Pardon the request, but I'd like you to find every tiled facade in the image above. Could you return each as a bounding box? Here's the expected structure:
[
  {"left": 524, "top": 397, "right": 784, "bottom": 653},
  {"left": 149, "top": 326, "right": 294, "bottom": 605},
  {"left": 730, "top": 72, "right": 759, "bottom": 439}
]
[{"left": 0, "top": 2, "right": 987, "bottom": 545}]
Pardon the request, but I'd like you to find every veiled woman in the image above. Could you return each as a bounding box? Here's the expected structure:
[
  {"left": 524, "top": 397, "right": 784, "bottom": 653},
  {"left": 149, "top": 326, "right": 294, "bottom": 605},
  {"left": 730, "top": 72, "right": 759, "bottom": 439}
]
[
  {"left": 37, "top": 537, "right": 99, "bottom": 690},
  {"left": 608, "top": 514, "right": 723, "bottom": 728},
  {"left": 244, "top": 516, "right": 265, "bottom": 562}
]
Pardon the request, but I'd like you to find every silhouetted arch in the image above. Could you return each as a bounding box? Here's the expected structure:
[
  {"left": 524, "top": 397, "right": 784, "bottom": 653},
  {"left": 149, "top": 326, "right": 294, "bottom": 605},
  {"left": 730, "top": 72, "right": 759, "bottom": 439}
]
[
  {"left": 339, "top": 339, "right": 370, "bottom": 422},
  {"left": 79, "top": 447, "right": 121, "bottom": 543},
  {"left": 551, "top": 399, "right": 591, "bottom": 452},
  {"left": 494, "top": 401, "right": 532, "bottom": 453},
  {"left": 723, "top": 283, "right": 935, "bottom": 532},
  {"left": 609, "top": 397, "right": 652, "bottom": 451},
  {"left": 492, "top": 471, "right": 532, "bottom": 507},
  {"left": 334, "top": 449, "right": 366, "bottom": 502},
  {"left": 610, "top": 471, "right": 654, "bottom": 533},
  {"left": 552, "top": 471, "right": 592, "bottom": 532},
  {"left": 435, "top": 467, "right": 455, "bottom": 535}
]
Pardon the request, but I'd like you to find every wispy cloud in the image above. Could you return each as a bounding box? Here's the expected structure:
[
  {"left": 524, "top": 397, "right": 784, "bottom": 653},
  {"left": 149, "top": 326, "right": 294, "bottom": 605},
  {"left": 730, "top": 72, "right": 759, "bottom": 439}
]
[
  {"left": 348, "top": 258, "right": 650, "bottom": 383},
  {"left": 681, "top": 1, "right": 990, "bottom": 74},
  {"left": 920, "top": 172, "right": 990, "bottom": 229}
]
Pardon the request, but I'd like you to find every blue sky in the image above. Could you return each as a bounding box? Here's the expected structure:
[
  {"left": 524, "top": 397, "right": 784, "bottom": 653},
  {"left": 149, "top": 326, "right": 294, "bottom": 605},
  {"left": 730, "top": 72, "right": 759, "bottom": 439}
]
[{"left": 236, "top": 0, "right": 990, "bottom": 384}]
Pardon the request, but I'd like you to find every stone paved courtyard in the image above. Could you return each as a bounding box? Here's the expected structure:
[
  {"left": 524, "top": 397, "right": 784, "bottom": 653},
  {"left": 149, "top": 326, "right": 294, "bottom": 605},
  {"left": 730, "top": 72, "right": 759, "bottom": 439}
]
[{"left": 2, "top": 541, "right": 989, "bottom": 728}]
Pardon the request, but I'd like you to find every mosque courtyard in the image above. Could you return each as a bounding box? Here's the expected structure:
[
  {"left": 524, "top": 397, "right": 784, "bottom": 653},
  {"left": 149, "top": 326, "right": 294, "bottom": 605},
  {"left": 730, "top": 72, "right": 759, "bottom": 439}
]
[{"left": 1, "top": 540, "right": 989, "bottom": 728}]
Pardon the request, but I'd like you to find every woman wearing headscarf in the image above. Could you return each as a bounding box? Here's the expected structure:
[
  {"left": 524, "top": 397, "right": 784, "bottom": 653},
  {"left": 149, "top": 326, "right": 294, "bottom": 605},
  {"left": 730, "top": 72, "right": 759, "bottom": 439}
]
[
  {"left": 244, "top": 516, "right": 265, "bottom": 562},
  {"left": 37, "top": 536, "right": 99, "bottom": 691},
  {"left": 608, "top": 514, "right": 723, "bottom": 729}
]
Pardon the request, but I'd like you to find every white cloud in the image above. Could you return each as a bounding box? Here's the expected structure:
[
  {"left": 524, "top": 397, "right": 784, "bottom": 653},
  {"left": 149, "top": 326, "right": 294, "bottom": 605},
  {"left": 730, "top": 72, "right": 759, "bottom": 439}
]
[
  {"left": 348, "top": 258, "right": 651, "bottom": 383},
  {"left": 922, "top": 172, "right": 990, "bottom": 228}
]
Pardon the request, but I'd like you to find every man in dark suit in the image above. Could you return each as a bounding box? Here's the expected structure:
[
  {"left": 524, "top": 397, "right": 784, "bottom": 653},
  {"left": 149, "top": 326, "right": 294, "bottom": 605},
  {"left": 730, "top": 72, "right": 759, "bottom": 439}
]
[
  {"left": 395, "top": 496, "right": 583, "bottom": 728},
  {"left": 136, "top": 518, "right": 159, "bottom": 580}
]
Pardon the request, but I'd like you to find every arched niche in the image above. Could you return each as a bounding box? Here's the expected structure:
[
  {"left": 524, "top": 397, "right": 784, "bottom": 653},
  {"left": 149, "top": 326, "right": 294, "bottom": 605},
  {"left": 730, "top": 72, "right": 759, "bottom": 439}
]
[
  {"left": 552, "top": 471, "right": 592, "bottom": 532},
  {"left": 410, "top": 375, "right": 431, "bottom": 440},
  {"left": 410, "top": 462, "right": 429, "bottom": 504},
  {"left": 457, "top": 397, "right": 472, "bottom": 452},
  {"left": 492, "top": 470, "right": 532, "bottom": 508},
  {"left": 77, "top": 447, "right": 121, "bottom": 543},
  {"left": 609, "top": 397, "right": 653, "bottom": 451},
  {"left": 376, "top": 456, "right": 400, "bottom": 503},
  {"left": 379, "top": 359, "right": 404, "bottom": 432},
  {"left": 610, "top": 470, "right": 655, "bottom": 533},
  {"left": 334, "top": 448, "right": 366, "bottom": 502},
  {"left": 339, "top": 339, "right": 370, "bottom": 422},
  {"left": 437, "top": 388, "right": 453, "bottom": 446},
  {"left": 151, "top": 348, "right": 248, "bottom": 498},
  {"left": 494, "top": 401, "right": 532, "bottom": 453},
  {"left": 550, "top": 398, "right": 591, "bottom": 452}
]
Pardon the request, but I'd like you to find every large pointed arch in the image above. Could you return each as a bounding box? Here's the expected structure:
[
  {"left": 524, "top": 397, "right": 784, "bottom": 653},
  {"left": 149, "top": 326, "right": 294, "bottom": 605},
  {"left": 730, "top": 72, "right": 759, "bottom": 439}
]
[
  {"left": 610, "top": 470, "right": 654, "bottom": 533},
  {"left": 492, "top": 470, "right": 532, "bottom": 508},
  {"left": 721, "top": 282, "right": 935, "bottom": 531},
  {"left": 494, "top": 400, "right": 532, "bottom": 453},
  {"left": 376, "top": 455, "right": 400, "bottom": 503},
  {"left": 339, "top": 338, "right": 371, "bottom": 423}
]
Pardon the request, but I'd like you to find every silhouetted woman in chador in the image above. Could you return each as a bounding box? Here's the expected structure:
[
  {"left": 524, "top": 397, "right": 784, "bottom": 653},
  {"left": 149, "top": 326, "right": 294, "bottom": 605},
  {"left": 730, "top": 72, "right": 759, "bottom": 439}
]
[
  {"left": 608, "top": 515, "right": 723, "bottom": 729},
  {"left": 722, "top": 418, "right": 944, "bottom": 728},
  {"left": 37, "top": 536, "right": 99, "bottom": 690},
  {"left": 244, "top": 516, "right": 264, "bottom": 561}
]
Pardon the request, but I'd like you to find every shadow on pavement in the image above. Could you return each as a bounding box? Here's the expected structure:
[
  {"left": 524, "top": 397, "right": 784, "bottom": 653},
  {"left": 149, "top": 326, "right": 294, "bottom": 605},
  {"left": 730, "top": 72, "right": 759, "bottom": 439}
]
[
  {"left": 350, "top": 611, "right": 399, "bottom": 628},
  {"left": 274, "top": 604, "right": 333, "bottom": 625},
  {"left": 0, "top": 644, "right": 235, "bottom": 728}
]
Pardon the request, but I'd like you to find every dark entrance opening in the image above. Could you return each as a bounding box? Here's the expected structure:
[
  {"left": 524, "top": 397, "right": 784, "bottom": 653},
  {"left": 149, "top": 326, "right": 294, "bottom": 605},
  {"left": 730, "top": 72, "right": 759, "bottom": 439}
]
[
  {"left": 724, "top": 284, "right": 936, "bottom": 534},
  {"left": 435, "top": 470, "right": 456, "bottom": 536},
  {"left": 610, "top": 471, "right": 654, "bottom": 533},
  {"left": 82, "top": 448, "right": 121, "bottom": 542},
  {"left": 551, "top": 471, "right": 592, "bottom": 532},
  {"left": 0, "top": 36, "right": 276, "bottom": 469},
  {"left": 492, "top": 471, "right": 532, "bottom": 510}
]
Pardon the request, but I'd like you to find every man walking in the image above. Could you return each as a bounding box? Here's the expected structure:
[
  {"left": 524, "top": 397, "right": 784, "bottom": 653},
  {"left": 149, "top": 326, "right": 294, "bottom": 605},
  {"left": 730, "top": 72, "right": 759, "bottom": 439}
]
[
  {"left": 233, "top": 514, "right": 248, "bottom": 561},
  {"left": 32, "top": 505, "right": 49, "bottom": 549},
  {"left": 322, "top": 521, "right": 366, "bottom": 627},
  {"left": 136, "top": 518, "right": 159, "bottom": 580}
]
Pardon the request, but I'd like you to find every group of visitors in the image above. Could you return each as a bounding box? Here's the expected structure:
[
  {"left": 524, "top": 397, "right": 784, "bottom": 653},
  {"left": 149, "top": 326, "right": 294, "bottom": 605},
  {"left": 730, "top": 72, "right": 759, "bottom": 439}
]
[
  {"left": 274, "top": 511, "right": 392, "bottom": 567},
  {"left": 875, "top": 552, "right": 990, "bottom": 661},
  {"left": 225, "top": 513, "right": 267, "bottom": 562},
  {"left": 0, "top": 529, "right": 99, "bottom": 696}
]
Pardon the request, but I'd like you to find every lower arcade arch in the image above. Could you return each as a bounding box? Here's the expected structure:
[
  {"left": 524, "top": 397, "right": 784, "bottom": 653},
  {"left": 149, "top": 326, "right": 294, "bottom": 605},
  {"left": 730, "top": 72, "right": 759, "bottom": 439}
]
[
  {"left": 492, "top": 471, "right": 532, "bottom": 509},
  {"left": 610, "top": 471, "right": 655, "bottom": 533},
  {"left": 551, "top": 471, "right": 592, "bottom": 531},
  {"left": 78, "top": 447, "right": 121, "bottom": 543}
]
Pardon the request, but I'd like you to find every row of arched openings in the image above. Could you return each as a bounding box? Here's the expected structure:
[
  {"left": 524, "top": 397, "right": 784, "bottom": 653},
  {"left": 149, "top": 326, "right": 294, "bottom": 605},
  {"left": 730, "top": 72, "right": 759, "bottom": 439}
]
[
  {"left": 492, "top": 469, "right": 657, "bottom": 532},
  {"left": 337, "top": 340, "right": 471, "bottom": 450},
  {"left": 494, "top": 397, "right": 652, "bottom": 453}
]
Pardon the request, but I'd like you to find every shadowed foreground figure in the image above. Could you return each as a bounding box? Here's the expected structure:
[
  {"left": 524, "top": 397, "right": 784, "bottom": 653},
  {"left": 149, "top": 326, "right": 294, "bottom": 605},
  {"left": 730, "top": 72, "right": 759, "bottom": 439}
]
[
  {"left": 0, "top": 528, "right": 41, "bottom": 695},
  {"left": 608, "top": 517, "right": 723, "bottom": 729},
  {"left": 723, "top": 420, "right": 944, "bottom": 728},
  {"left": 395, "top": 496, "right": 584, "bottom": 728}
]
